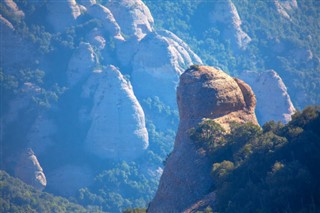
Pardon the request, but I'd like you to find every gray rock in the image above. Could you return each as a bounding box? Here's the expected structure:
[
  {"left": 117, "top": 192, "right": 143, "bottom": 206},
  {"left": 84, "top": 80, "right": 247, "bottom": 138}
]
[
  {"left": 83, "top": 65, "right": 149, "bottom": 160},
  {"left": 67, "top": 42, "right": 97, "bottom": 87},
  {"left": 274, "top": 0, "right": 298, "bottom": 20},
  {"left": 47, "top": 0, "right": 81, "bottom": 32},
  {"left": 131, "top": 31, "right": 202, "bottom": 109},
  {"left": 107, "top": 0, "right": 154, "bottom": 41},
  {"left": 27, "top": 114, "right": 56, "bottom": 155},
  {"left": 209, "top": 0, "right": 251, "bottom": 50},
  {"left": 239, "top": 70, "right": 296, "bottom": 124},
  {"left": 86, "top": 4, "right": 124, "bottom": 40},
  {"left": 78, "top": 0, "right": 96, "bottom": 8},
  {"left": 15, "top": 148, "right": 47, "bottom": 191}
]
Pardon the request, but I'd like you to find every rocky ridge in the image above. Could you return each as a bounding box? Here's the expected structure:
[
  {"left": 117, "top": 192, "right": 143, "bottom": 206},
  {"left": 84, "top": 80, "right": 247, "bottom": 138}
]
[{"left": 148, "top": 66, "right": 258, "bottom": 212}]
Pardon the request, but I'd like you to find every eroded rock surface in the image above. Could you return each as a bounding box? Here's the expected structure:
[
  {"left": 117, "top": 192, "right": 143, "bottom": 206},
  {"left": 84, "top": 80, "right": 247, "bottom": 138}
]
[
  {"left": 83, "top": 65, "right": 149, "bottom": 160},
  {"left": 15, "top": 148, "right": 47, "bottom": 191},
  {"left": 132, "top": 31, "right": 202, "bottom": 109},
  {"left": 148, "top": 66, "right": 258, "bottom": 212},
  {"left": 239, "top": 70, "right": 295, "bottom": 124},
  {"left": 209, "top": 0, "right": 251, "bottom": 50}
]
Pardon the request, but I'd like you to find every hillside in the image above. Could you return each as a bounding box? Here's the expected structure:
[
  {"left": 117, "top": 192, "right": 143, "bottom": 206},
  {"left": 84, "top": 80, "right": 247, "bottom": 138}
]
[
  {"left": 0, "top": 0, "right": 319, "bottom": 212},
  {"left": 0, "top": 170, "right": 102, "bottom": 212}
]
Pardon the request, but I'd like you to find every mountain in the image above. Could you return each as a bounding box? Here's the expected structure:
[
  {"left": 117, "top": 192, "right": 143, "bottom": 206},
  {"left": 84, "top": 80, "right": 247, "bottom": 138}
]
[
  {"left": 0, "top": 0, "right": 319, "bottom": 212},
  {"left": 148, "top": 105, "right": 320, "bottom": 212},
  {"left": 148, "top": 65, "right": 258, "bottom": 212}
]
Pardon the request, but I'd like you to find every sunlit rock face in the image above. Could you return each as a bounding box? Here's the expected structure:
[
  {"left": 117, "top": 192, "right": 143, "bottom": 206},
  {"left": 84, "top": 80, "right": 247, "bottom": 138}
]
[
  {"left": 86, "top": 4, "right": 124, "bottom": 41},
  {"left": 148, "top": 66, "right": 258, "bottom": 212},
  {"left": 106, "top": 0, "right": 154, "bottom": 41},
  {"left": 274, "top": 0, "right": 298, "bottom": 20},
  {"left": 209, "top": 0, "right": 251, "bottom": 50},
  {"left": 239, "top": 70, "right": 296, "bottom": 124},
  {"left": 15, "top": 148, "right": 47, "bottom": 191},
  {"left": 131, "top": 30, "right": 203, "bottom": 109},
  {"left": 83, "top": 65, "right": 149, "bottom": 161},
  {"left": 47, "top": 0, "right": 81, "bottom": 32}
]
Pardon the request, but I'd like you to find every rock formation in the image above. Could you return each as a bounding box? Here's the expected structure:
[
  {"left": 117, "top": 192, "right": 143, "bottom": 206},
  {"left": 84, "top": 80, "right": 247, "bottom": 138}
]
[
  {"left": 148, "top": 66, "right": 258, "bottom": 212},
  {"left": 239, "top": 70, "right": 295, "bottom": 124},
  {"left": 106, "top": 0, "right": 154, "bottom": 41},
  {"left": 132, "top": 31, "right": 203, "bottom": 109},
  {"left": 86, "top": 4, "right": 124, "bottom": 41},
  {"left": 47, "top": 0, "right": 81, "bottom": 32},
  {"left": 67, "top": 42, "right": 97, "bottom": 87},
  {"left": 14, "top": 148, "right": 47, "bottom": 191},
  {"left": 209, "top": 0, "right": 251, "bottom": 50},
  {"left": 83, "top": 65, "right": 149, "bottom": 160},
  {"left": 274, "top": 0, "right": 298, "bottom": 20}
]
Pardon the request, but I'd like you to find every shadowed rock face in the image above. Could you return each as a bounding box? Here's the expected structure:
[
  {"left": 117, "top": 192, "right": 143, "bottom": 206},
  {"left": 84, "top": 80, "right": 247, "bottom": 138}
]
[{"left": 148, "top": 66, "right": 258, "bottom": 212}]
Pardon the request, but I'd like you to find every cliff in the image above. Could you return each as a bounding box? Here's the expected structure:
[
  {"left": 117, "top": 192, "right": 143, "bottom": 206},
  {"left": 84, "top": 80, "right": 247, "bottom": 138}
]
[{"left": 148, "top": 65, "right": 258, "bottom": 212}]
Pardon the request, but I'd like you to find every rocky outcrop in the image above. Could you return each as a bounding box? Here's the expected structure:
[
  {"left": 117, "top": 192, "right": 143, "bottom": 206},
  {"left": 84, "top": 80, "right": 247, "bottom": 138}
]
[
  {"left": 14, "top": 148, "right": 47, "bottom": 191},
  {"left": 106, "top": 0, "right": 154, "bottom": 41},
  {"left": 132, "top": 31, "right": 203, "bottom": 109},
  {"left": 239, "top": 70, "right": 295, "bottom": 124},
  {"left": 209, "top": 0, "right": 251, "bottom": 50},
  {"left": 67, "top": 42, "right": 97, "bottom": 87},
  {"left": 83, "top": 65, "right": 149, "bottom": 161},
  {"left": 274, "top": 0, "right": 298, "bottom": 20},
  {"left": 47, "top": 0, "right": 81, "bottom": 32},
  {"left": 148, "top": 66, "right": 258, "bottom": 212},
  {"left": 86, "top": 4, "right": 124, "bottom": 41},
  {"left": 2, "top": 0, "right": 24, "bottom": 18}
]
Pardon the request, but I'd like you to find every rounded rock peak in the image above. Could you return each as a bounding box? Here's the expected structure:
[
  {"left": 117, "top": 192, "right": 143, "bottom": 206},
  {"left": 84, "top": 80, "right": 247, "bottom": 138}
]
[{"left": 178, "top": 66, "right": 243, "bottom": 118}]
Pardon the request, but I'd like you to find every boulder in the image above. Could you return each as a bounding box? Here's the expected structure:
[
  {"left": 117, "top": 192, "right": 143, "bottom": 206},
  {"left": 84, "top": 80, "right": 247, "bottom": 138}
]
[
  {"left": 148, "top": 66, "right": 258, "bottom": 212},
  {"left": 239, "top": 70, "right": 296, "bottom": 124},
  {"left": 14, "top": 148, "right": 47, "bottom": 191},
  {"left": 83, "top": 65, "right": 148, "bottom": 161}
]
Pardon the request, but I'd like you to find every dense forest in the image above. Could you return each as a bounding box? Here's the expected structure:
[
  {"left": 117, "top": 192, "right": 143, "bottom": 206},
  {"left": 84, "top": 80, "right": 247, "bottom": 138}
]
[
  {"left": 190, "top": 106, "right": 320, "bottom": 212},
  {"left": 0, "top": 170, "right": 103, "bottom": 212}
]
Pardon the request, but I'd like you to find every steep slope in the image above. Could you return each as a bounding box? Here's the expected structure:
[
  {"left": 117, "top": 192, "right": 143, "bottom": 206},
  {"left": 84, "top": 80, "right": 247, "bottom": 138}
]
[
  {"left": 0, "top": 0, "right": 201, "bottom": 211},
  {"left": 148, "top": 65, "right": 258, "bottom": 212}
]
